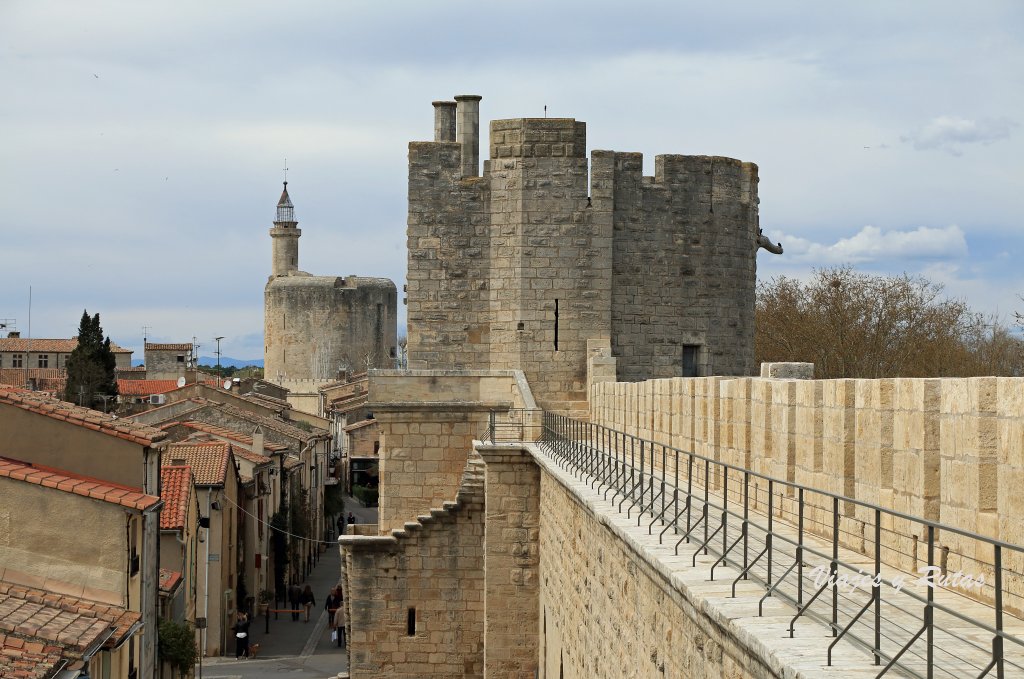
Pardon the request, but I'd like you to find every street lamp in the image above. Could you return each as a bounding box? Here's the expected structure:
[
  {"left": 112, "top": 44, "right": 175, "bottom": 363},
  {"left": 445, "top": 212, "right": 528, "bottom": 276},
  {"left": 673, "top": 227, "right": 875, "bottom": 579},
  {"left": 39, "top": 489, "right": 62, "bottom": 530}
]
[{"left": 214, "top": 337, "right": 225, "bottom": 381}]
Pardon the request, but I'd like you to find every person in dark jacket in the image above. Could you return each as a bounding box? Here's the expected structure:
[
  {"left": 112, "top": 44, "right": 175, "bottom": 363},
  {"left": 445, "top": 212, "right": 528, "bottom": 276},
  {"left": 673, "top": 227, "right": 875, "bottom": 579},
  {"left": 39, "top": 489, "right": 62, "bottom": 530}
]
[
  {"left": 231, "top": 611, "right": 250, "bottom": 659},
  {"left": 300, "top": 584, "right": 316, "bottom": 622},
  {"left": 288, "top": 583, "right": 302, "bottom": 621},
  {"left": 325, "top": 586, "right": 343, "bottom": 644}
]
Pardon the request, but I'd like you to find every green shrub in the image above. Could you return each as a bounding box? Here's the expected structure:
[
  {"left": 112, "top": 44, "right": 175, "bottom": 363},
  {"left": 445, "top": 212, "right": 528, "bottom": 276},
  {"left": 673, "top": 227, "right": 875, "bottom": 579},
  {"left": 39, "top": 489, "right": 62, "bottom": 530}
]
[
  {"left": 352, "top": 484, "right": 378, "bottom": 507},
  {"left": 158, "top": 618, "right": 197, "bottom": 676}
]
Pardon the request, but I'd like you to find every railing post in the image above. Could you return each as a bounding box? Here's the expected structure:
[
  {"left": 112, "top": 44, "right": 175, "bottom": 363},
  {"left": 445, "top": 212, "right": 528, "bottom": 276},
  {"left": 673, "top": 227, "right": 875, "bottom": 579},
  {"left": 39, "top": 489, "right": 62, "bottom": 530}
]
[
  {"left": 797, "top": 488, "right": 805, "bottom": 607},
  {"left": 927, "top": 525, "right": 935, "bottom": 678},
  {"left": 832, "top": 496, "right": 839, "bottom": 636},
  {"left": 767, "top": 480, "right": 774, "bottom": 588},
  {"left": 488, "top": 409, "right": 495, "bottom": 441},
  {"left": 874, "top": 508, "right": 881, "bottom": 665},
  {"left": 994, "top": 544, "right": 1005, "bottom": 679},
  {"left": 743, "top": 471, "right": 749, "bottom": 577}
]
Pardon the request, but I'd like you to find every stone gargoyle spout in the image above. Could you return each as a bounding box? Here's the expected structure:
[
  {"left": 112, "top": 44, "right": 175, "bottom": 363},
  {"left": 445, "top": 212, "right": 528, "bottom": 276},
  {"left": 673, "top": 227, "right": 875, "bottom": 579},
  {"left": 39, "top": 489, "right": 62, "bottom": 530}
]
[{"left": 756, "top": 229, "right": 783, "bottom": 255}]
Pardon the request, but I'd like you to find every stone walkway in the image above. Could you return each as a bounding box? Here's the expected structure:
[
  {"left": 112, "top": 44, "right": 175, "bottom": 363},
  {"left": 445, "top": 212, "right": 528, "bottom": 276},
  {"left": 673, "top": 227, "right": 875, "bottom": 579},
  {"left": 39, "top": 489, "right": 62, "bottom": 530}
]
[
  {"left": 197, "top": 539, "right": 348, "bottom": 679},
  {"left": 531, "top": 442, "right": 1024, "bottom": 678}
]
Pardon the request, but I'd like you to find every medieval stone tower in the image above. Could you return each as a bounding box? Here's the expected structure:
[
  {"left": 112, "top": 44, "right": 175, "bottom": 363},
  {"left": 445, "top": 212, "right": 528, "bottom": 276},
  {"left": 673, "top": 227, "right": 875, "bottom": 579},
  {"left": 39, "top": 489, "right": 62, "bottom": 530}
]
[
  {"left": 264, "top": 182, "right": 398, "bottom": 384},
  {"left": 406, "top": 95, "right": 779, "bottom": 410}
]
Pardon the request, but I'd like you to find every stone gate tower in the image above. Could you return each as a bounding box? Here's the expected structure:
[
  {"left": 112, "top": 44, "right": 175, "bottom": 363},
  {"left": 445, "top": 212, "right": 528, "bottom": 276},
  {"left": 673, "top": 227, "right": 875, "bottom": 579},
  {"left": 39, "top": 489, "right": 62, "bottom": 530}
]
[
  {"left": 406, "top": 95, "right": 781, "bottom": 410},
  {"left": 263, "top": 182, "right": 398, "bottom": 388}
]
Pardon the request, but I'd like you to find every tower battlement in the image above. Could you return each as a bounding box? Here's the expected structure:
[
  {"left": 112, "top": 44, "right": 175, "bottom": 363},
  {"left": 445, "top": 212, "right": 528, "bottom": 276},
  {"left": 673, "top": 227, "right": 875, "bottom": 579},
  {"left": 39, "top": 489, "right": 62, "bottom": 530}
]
[{"left": 407, "top": 95, "right": 777, "bottom": 407}]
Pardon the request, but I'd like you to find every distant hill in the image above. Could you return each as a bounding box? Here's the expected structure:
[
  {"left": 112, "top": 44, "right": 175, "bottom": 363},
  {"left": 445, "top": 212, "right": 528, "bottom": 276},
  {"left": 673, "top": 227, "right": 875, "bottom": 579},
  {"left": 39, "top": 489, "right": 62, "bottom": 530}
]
[
  {"left": 131, "top": 356, "right": 263, "bottom": 368},
  {"left": 199, "top": 356, "right": 264, "bottom": 368}
]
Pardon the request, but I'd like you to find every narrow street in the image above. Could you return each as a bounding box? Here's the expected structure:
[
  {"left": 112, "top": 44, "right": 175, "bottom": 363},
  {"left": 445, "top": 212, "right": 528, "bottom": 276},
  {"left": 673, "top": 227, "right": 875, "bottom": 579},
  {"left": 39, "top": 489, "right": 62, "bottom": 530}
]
[{"left": 195, "top": 499, "right": 377, "bottom": 679}]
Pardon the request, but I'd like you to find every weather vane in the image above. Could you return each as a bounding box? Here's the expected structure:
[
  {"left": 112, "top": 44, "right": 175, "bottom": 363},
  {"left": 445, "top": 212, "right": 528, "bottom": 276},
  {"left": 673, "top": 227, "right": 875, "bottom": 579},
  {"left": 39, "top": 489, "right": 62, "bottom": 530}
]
[{"left": 283, "top": 158, "right": 289, "bottom": 183}]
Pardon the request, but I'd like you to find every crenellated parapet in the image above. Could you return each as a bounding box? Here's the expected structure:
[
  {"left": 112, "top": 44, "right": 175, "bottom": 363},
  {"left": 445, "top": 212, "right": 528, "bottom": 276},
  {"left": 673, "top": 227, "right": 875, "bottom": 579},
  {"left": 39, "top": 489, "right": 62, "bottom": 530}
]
[{"left": 407, "top": 94, "right": 776, "bottom": 407}]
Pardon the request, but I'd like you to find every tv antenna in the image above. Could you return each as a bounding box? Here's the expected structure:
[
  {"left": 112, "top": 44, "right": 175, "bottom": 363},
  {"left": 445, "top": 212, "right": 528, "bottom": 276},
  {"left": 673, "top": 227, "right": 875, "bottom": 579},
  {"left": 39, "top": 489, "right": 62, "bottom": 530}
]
[{"left": 283, "top": 158, "right": 289, "bottom": 183}]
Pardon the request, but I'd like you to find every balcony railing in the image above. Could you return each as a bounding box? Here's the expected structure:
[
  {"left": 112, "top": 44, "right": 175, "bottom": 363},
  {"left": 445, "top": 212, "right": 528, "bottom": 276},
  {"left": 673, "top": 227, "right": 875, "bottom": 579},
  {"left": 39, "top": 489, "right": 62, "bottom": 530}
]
[{"left": 539, "top": 412, "right": 1024, "bottom": 679}]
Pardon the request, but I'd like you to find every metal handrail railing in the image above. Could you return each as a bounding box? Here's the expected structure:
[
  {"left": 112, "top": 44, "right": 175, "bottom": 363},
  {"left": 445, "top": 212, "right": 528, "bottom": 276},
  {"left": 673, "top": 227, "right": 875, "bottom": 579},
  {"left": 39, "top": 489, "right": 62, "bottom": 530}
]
[{"left": 538, "top": 412, "right": 1024, "bottom": 679}]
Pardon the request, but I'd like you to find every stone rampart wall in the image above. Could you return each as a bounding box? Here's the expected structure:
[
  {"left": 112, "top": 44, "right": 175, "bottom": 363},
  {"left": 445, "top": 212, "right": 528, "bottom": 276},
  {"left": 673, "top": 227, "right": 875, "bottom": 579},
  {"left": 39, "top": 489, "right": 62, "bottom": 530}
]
[
  {"left": 369, "top": 370, "right": 535, "bottom": 533},
  {"left": 340, "top": 459, "right": 485, "bottom": 679},
  {"left": 590, "top": 376, "right": 1024, "bottom": 607},
  {"left": 538, "top": 463, "right": 778, "bottom": 679}
]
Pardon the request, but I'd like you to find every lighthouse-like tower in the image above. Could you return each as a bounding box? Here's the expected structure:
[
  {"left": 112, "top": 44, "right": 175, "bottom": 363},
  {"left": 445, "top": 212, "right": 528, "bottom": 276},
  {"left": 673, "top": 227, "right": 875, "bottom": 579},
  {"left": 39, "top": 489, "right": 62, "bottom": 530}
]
[
  {"left": 269, "top": 182, "right": 300, "bottom": 277},
  {"left": 263, "top": 181, "right": 398, "bottom": 391}
]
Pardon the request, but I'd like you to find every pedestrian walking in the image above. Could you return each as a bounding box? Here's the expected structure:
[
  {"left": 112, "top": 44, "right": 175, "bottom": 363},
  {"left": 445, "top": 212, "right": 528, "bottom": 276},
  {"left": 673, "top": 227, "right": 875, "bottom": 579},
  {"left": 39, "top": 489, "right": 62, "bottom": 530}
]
[
  {"left": 288, "top": 583, "right": 302, "bottom": 621},
  {"left": 336, "top": 514, "right": 345, "bottom": 536},
  {"left": 325, "top": 586, "right": 342, "bottom": 643},
  {"left": 333, "top": 590, "right": 347, "bottom": 648},
  {"left": 300, "top": 584, "right": 316, "bottom": 622},
  {"left": 347, "top": 511, "right": 356, "bottom": 528},
  {"left": 231, "top": 611, "right": 250, "bottom": 659}
]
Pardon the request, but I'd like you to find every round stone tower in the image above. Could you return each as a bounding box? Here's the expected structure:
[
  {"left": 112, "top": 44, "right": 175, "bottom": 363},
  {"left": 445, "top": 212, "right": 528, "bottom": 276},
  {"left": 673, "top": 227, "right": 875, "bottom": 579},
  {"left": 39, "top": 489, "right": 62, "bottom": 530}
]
[
  {"left": 269, "top": 182, "right": 300, "bottom": 277},
  {"left": 264, "top": 182, "right": 398, "bottom": 384}
]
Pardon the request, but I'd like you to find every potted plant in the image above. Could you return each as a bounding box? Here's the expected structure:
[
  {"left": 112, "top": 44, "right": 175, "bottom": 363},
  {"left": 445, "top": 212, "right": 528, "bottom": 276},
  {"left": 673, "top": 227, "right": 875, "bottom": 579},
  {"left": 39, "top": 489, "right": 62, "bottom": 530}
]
[{"left": 257, "top": 589, "right": 273, "bottom": 616}]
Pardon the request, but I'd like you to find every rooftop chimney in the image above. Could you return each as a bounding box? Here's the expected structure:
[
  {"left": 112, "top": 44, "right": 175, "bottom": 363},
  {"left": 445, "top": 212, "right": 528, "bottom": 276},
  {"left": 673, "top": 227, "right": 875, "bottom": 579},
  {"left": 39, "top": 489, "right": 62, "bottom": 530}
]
[
  {"left": 455, "top": 94, "right": 482, "bottom": 178},
  {"left": 432, "top": 101, "right": 457, "bottom": 143}
]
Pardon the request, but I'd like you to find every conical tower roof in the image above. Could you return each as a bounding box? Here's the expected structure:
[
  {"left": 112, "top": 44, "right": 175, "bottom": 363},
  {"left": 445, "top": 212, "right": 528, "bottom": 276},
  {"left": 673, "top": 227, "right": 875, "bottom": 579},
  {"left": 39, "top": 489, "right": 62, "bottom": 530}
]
[
  {"left": 278, "top": 181, "right": 293, "bottom": 208},
  {"left": 275, "top": 181, "right": 295, "bottom": 223}
]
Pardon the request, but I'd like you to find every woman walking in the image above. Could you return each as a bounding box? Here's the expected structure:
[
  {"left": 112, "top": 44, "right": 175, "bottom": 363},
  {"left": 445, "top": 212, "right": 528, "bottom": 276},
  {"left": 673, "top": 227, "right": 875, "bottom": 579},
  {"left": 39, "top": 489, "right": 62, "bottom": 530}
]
[
  {"left": 325, "top": 586, "right": 342, "bottom": 644},
  {"left": 231, "top": 611, "right": 250, "bottom": 659},
  {"left": 333, "top": 590, "right": 347, "bottom": 648}
]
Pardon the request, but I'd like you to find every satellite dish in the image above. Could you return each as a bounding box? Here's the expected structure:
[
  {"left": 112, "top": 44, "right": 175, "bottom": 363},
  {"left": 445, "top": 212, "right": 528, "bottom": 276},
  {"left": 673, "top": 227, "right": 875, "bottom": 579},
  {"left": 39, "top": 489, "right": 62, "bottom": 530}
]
[
  {"left": 176, "top": 377, "right": 186, "bottom": 388},
  {"left": 223, "top": 380, "right": 233, "bottom": 390}
]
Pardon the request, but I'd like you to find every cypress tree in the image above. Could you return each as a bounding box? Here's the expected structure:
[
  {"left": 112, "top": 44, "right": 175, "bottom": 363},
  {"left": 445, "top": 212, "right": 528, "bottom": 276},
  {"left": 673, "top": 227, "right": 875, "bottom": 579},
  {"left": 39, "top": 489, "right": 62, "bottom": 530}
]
[{"left": 64, "top": 310, "right": 119, "bottom": 409}]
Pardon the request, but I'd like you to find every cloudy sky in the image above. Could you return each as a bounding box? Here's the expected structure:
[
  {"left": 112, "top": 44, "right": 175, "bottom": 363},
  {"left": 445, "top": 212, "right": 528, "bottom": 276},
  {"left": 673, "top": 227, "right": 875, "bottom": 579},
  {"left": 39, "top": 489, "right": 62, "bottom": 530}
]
[{"left": 2, "top": 1, "right": 1022, "bottom": 360}]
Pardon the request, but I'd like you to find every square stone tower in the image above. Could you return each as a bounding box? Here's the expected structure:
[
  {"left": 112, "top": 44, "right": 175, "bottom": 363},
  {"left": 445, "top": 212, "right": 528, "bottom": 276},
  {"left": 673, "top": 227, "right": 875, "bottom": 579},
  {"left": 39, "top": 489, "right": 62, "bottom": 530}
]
[{"left": 407, "top": 95, "right": 767, "bottom": 409}]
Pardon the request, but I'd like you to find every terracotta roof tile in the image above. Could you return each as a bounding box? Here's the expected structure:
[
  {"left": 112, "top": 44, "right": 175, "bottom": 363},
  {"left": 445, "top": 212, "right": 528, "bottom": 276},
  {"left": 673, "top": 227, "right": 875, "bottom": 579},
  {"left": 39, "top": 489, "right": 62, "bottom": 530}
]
[
  {"left": 343, "top": 418, "right": 377, "bottom": 432},
  {"left": 178, "top": 421, "right": 288, "bottom": 453},
  {"left": 0, "top": 457, "right": 159, "bottom": 511},
  {"left": 163, "top": 442, "right": 231, "bottom": 486},
  {"left": 216, "top": 402, "right": 328, "bottom": 441},
  {"left": 283, "top": 455, "right": 304, "bottom": 471},
  {"left": 0, "top": 386, "right": 167, "bottom": 446},
  {"left": 160, "top": 466, "right": 192, "bottom": 531},
  {"left": 158, "top": 569, "right": 182, "bottom": 594},
  {"left": 117, "top": 379, "right": 181, "bottom": 396},
  {"left": 0, "top": 337, "right": 132, "bottom": 354},
  {"left": 0, "top": 581, "right": 140, "bottom": 658}
]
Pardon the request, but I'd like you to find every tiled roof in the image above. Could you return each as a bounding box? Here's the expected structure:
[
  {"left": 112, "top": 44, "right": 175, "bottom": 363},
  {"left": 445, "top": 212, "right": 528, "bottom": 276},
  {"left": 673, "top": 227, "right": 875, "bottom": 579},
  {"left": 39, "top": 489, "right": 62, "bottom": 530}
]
[
  {"left": 0, "top": 337, "right": 132, "bottom": 354},
  {"left": 343, "top": 418, "right": 377, "bottom": 432},
  {"left": 217, "top": 402, "right": 328, "bottom": 441},
  {"left": 158, "top": 569, "right": 182, "bottom": 594},
  {"left": 160, "top": 466, "right": 192, "bottom": 530},
  {"left": 116, "top": 366, "right": 146, "bottom": 372},
  {"left": 243, "top": 391, "right": 291, "bottom": 409},
  {"left": 0, "top": 386, "right": 167, "bottom": 446},
  {"left": 163, "top": 442, "right": 231, "bottom": 486},
  {"left": 144, "top": 343, "right": 192, "bottom": 351},
  {"left": 230, "top": 446, "right": 272, "bottom": 466},
  {"left": 178, "top": 421, "right": 288, "bottom": 453},
  {"left": 0, "top": 457, "right": 160, "bottom": 511},
  {"left": 283, "top": 455, "right": 304, "bottom": 471},
  {"left": 0, "top": 580, "right": 141, "bottom": 656},
  {"left": 0, "top": 369, "right": 67, "bottom": 393},
  {"left": 117, "top": 379, "right": 181, "bottom": 396},
  {"left": 0, "top": 633, "right": 66, "bottom": 679}
]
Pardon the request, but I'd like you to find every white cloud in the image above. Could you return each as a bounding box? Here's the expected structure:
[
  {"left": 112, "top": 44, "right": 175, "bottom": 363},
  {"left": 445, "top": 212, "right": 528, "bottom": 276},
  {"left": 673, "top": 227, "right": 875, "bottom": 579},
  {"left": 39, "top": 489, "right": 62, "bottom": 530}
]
[
  {"left": 772, "top": 224, "right": 968, "bottom": 264},
  {"left": 901, "top": 116, "right": 1017, "bottom": 155}
]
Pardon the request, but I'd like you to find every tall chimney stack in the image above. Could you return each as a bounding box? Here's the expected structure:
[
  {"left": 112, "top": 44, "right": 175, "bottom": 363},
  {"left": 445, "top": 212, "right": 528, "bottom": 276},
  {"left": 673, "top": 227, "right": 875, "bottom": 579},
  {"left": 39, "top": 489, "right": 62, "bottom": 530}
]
[
  {"left": 432, "top": 101, "right": 457, "bottom": 142},
  {"left": 455, "top": 94, "right": 482, "bottom": 177}
]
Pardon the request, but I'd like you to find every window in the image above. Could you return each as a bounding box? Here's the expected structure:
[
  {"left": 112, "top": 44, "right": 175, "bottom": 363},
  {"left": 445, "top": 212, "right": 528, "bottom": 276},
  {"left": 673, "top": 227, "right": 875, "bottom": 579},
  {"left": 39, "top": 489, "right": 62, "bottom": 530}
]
[
  {"left": 407, "top": 607, "right": 416, "bottom": 636},
  {"left": 12, "top": 354, "right": 21, "bottom": 368},
  {"left": 37, "top": 354, "right": 49, "bottom": 368},
  {"left": 554, "top": 299, "right": 559, "bottom": 351},
  {"left": 682, "top": 345, "right": 701, "bottom": 378},
  {"left": 176, "top": 354, "right": 185, "bottom": 363}
]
